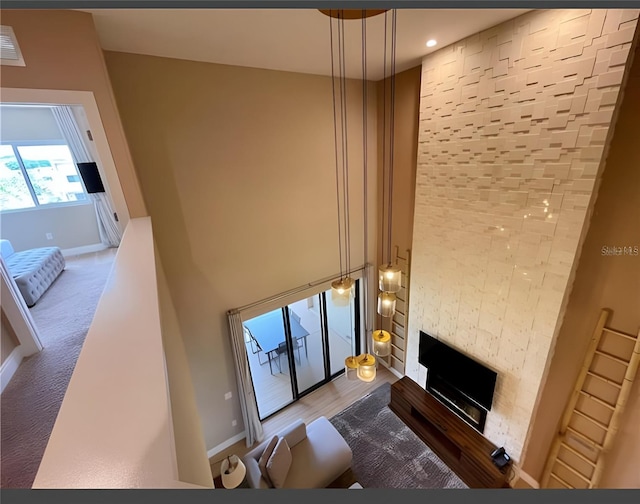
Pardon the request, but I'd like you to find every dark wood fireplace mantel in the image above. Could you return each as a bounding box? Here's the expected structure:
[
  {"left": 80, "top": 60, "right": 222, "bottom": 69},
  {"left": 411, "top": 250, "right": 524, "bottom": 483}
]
[{"left": 389, "top": 376, "right": 511, "bottom": 488}]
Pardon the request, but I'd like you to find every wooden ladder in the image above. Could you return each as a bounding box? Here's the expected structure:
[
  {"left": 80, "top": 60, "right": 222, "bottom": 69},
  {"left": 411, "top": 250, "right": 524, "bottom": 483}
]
[
  {"left": 382, "top": 247, "right": 411, "bottom": 375},
  {"left": 541, "top": 309, "right": 640, "bottom": 488}
]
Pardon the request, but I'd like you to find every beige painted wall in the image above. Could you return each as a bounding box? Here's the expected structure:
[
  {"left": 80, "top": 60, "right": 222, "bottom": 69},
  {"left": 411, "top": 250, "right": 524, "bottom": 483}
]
[
  {"left": 104, "top": 50, "right": 378, "bottom": 451},
  {"left": 0, "top": 204, "right": 101, "bottom": 251},
  {"left": 0, "top": 10, "right": 146, "bottom": 220},
  {"left": 377, "top": 66, "right": 421, "bottom": 259},
  {"left": 1, "top": 310, "right": 19, "bottom": 364},
  {"left": 406, "top": 9, "right": 639, "bottom": 463},
  {"left": 155, "top": 248, "right": 213, "bottom": 488},
  {"left": 522, "top": 39, "right": 640, "bottom": 488}
]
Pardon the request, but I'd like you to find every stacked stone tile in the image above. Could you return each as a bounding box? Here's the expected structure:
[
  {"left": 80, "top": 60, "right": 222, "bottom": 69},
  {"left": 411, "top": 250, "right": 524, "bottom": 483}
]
[{"left": 406, "top": 9, "right": 639, "bottom": 462}]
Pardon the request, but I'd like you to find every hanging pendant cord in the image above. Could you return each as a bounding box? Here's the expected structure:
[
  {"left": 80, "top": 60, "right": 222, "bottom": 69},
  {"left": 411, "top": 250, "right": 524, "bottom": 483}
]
[
  {"left": 362, "top": 12, "right": 368, "bottom": 258},
  {"left": 381, "top": 10, "right": 388, "bottom": 272},
  {"left": 339, "top": 15, "right": 351, "bottom": 277},
  {"left": 362, "top": 11, "right": 369, "bottom": 350},
  {"left": 330, "top": 14, "right": 344, "bottom": 281},
  {"left": 376, "top": 11, "right": 390, "bottom": 332},
  {"left": 362, "top": 13, "right": 368, "bottom": 279},
  {"left": 387, "top": 9, "right": 397, "bottom": 266}
]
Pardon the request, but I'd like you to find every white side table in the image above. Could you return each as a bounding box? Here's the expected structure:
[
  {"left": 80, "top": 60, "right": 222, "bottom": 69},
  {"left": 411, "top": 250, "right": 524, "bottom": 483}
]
[{"left": 220, "top": 455, "right": 249, "bottom": 489}]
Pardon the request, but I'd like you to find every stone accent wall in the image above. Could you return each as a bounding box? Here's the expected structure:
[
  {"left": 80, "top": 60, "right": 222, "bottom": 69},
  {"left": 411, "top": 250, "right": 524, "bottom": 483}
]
[{"left": 406, "top": 9, "right": 639, "bottom": 461}]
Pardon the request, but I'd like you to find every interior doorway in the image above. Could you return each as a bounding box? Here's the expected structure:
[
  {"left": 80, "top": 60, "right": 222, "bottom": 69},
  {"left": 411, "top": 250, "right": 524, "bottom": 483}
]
[
  {"left": 0, "top": 88, "right": 130, "bottom": 354},
  {"left": 1, "top": 88, "right": 132, "bottom": 488}
]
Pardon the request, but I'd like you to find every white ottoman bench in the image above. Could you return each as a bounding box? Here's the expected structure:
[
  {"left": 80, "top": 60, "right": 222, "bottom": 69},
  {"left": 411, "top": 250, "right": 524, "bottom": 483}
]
[{"left": 0, "top": 239, "right": 65, "bottom": 307}]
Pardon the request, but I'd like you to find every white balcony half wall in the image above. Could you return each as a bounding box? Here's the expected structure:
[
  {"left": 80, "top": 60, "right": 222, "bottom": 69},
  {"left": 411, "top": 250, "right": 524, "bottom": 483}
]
[{"left": 32, "top": 217, "right": 212, "bottom": 488}]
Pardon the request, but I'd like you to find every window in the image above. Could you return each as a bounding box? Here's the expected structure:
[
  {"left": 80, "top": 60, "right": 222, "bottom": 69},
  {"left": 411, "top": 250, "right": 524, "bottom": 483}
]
[{"left": 0, "top": 141, "right": 88, "bottom": 212}]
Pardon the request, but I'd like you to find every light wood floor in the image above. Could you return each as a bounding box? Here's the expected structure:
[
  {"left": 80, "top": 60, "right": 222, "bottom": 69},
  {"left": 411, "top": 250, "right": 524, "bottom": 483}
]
[{"left": 209, "top": 364, "right": 399, "bottom": 478}]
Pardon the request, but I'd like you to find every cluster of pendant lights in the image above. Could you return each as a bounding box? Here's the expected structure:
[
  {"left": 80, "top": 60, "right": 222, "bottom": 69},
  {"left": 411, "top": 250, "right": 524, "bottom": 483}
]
[
  {"left": 327, "top": 7, "right": 356, "bottom": 311},
  {"left": 325, "top": 9, "right": 398, "bottom": 382}
]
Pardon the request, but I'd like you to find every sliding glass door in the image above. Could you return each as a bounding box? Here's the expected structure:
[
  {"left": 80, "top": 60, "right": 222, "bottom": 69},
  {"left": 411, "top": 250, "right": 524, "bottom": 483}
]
[
  {"left": 323, "top": 287, "right": 357, "bottom": 377},
  {"left": 244, "top": 280, "right": 361, "bottom": 420},
  {"left": 243, "top": 308, "right": 294, "bottom": 418},
  {"left": 286, "top": 298, "right": 324, "bottom": 395}
]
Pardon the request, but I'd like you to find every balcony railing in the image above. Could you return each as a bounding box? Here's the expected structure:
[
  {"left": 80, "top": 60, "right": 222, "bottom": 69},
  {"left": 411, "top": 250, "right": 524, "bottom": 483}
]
[{"left": 32, "top": 217, "right": 212, "bottom": 488}]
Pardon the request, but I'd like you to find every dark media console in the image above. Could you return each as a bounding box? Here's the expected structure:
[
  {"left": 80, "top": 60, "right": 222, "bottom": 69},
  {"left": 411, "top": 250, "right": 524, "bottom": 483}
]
[{"left": 389, "top": 377, "right": 510, "bottom": 488}]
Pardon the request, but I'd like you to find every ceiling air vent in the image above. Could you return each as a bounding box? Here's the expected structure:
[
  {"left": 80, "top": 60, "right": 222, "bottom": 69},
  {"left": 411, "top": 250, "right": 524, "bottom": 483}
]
[{"left": 1, "top": 26, "right": 26, "bottom": 67}]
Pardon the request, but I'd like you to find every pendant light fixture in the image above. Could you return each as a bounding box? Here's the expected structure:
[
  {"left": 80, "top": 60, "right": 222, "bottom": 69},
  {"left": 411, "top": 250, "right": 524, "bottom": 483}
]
[
  {"left": 356, "top": 12, "right": 376, "bottom": 383},
  {"left": 324, "top": 9, "right": 380, "bottom": 383},
  {"left": 356, "top": 353, "right": 377, "bottom": 382},
  {"left": 329, "top": 9, "right": 355, "bottom": 307},
  {"left": 330, "top": 277, "right": 354, "bottom": 306},
  {"left": 372, "top": 329, "right": 391, "bottom": 357},
  {"left": 371, "top": 9, "right": 399, "bottom": 360},
  {"left": 324, "top": 9, "right": 400, "bottom": 377},
  {"left": 345, "top": 355, "right": 359, "bottom": 381},
  {"left": 377, "top": 291, "right": 397, "bottom": 318},
  {"left": 377, "top": 10, "right": 400, "bottom": 318},
  {"left": 322, "top": 10, "right": 404, "bottom": 381},
  {"left": 379, "top": 265, "right": 402, "bottom": 292}
]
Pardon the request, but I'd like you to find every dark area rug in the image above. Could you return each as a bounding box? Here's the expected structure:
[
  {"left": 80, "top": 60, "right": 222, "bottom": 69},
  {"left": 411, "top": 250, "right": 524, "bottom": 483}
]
[{"left": 329, "top": 382, "right": 468, "bottom": 489}]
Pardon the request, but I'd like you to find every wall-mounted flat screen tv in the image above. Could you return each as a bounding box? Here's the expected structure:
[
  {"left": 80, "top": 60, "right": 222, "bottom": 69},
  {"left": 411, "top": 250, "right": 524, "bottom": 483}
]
[
  {"left": 419, "top": 331, "right": 497, "bottom": 411},
  {"left": 77, "top": 162, "right": 105, "bottom": 194}
]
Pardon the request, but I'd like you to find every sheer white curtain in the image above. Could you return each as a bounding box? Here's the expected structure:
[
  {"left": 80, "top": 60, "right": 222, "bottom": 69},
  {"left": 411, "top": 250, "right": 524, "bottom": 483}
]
[
  {"left": 92, "top": 193, "right": 122, "bottom": 247},
  {"left": 227, "top": 310, "right": 264, "bottom": 447},
  {"left": 51, "top": 106, "right": 122, "bottom": 248}
]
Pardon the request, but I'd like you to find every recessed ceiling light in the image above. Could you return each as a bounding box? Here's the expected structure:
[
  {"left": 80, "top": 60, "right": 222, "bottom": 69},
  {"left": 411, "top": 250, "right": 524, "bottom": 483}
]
[{"left": 426, "top": 39, "right": 437, "bottom": 48}]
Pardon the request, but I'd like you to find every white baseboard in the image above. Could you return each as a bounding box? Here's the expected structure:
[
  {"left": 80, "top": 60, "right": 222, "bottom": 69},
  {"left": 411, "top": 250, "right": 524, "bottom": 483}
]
[
  {"left": 61, "top": 243, "right": 108, "bottom": 257},
  {"left": 1, "top": 346, "right": 24, "bottom": 393},
  {"left": 386, "top": 365, "right": 404, "bottom": 380},
  {"left": 207, "top": 431, "right": 247, "bottom": 461}
]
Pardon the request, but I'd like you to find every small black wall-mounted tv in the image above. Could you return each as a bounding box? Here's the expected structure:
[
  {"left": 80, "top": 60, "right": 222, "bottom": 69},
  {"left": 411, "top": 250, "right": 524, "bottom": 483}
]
[
  {"left": 419, "top": 331, "right": 497, "bottom": 411},
  {"left": 77, "top": 162, "right": 105, "bottom": 194}
]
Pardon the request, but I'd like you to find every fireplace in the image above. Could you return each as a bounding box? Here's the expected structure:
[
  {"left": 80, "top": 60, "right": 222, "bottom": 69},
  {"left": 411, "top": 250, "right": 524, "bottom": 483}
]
[
  {"left": 426, "top": 371, "right": 488, "bottom": 432},
  {"left": 419, "top": 331, "right": 496, "bottom": 433}
]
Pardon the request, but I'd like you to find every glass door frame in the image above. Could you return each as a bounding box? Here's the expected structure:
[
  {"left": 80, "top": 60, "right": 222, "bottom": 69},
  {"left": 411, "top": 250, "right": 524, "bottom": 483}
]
[
  {"left": 248, "top": 279, "right": 362, "bottom": 422},
  {"left": 318, "top": 283, "right": 361, "bottom": 382}
]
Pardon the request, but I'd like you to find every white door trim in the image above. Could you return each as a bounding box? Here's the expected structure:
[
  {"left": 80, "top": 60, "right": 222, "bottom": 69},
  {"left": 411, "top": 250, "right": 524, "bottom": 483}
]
[
  {"left": 1, "top": 346, "right": 25, "bottom": 393},
  {"left": 0, "top": 256, "right": 42, "bottom": 355},
  {"left": 0, "top": 87, "right": 132, "bottom": 368}
]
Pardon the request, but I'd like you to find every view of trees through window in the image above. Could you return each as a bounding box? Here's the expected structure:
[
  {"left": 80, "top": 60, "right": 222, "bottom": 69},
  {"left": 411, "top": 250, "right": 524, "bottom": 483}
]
[{"left": 0, "top": 143, "right": 87, "bottom": 211}]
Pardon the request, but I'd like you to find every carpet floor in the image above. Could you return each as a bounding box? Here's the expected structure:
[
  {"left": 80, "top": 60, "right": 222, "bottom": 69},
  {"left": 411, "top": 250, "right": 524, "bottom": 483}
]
[
  {"left": 329, "top": 382, "right": 468, "bottom": 489},
  {"left": 1, "top": 250, "right": 116, "bottom": 488}
]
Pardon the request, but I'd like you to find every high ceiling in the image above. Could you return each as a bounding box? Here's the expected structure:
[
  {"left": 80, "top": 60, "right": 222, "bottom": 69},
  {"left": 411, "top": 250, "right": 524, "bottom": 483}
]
[{"left": 84, "top": 9, "right": 530, "bottom": 80}]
